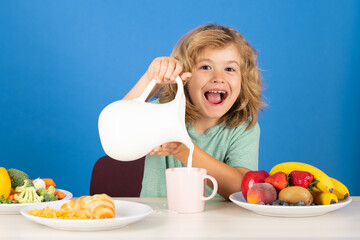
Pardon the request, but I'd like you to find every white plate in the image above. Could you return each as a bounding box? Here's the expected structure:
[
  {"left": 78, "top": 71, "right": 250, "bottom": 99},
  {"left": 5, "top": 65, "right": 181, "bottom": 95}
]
[
  {"left": 0, "top": 189, "right": 72, "bottom": 215},
  {"left": 20, "top": 200, "right": 153, "bottom": 231},
  {"left": 229, "top": 192, "right": 352, "bottom": 217}
]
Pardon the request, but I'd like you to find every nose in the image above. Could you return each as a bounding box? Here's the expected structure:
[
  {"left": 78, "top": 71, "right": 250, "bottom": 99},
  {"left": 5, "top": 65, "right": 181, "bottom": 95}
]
[{"left": 211, "top": 70, "right": 225, "bottom": 83}]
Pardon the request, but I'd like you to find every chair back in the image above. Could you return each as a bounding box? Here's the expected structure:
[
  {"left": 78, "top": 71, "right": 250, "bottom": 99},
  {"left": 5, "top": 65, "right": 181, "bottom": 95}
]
[{"left": 90, "top": 155, "right": 145, "bottom": 197}]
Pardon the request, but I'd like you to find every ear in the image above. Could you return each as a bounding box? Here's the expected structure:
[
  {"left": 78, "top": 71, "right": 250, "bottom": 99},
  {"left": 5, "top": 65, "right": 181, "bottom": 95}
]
[{"left": 180, "top": 72, "right": 192, "bottom": 81}]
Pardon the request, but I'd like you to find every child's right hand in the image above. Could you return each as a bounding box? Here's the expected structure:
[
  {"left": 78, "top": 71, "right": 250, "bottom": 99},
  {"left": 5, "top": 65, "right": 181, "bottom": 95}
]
[{"left": 146, "top": 57, "right": 192, "bottom": 83}]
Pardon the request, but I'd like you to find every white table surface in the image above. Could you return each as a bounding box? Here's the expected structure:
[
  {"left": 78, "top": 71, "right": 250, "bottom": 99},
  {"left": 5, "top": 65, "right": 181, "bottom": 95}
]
[{"left": 1, "top": 196, "right": 359, "bottom": 240}]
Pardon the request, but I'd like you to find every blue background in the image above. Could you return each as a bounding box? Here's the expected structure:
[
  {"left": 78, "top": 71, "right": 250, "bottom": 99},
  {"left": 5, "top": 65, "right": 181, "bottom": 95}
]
[{"left": 1, "top": 1, "right": 359, "bottom": 197}]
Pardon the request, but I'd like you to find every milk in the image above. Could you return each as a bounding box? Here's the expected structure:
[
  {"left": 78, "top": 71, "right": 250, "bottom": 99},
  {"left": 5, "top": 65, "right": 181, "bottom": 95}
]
[{"left": 187, "top": 142, "right": 194, "bottom": 168}]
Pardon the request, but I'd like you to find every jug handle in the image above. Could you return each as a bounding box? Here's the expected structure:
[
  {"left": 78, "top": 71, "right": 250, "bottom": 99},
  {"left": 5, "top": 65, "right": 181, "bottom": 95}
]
[
  {"left": 134, "top": 76, "right": 184, "bottom": 102},
  {"left": 134, "top": 79, "right": 157, "bottom": 102},
  {"left": 174, "top": 76, "right": 185, "bottom": 101}
]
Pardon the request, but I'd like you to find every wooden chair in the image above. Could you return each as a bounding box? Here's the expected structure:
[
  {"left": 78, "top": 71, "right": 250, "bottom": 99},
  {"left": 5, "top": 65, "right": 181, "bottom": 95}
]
[{"left": 90, "top": 155, "right": 145, "bottom": 197}]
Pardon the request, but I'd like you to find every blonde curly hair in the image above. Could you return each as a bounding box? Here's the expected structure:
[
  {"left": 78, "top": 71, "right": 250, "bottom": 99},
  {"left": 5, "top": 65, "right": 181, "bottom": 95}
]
[{"left": 157, "top": 24, "right": 264, "bottom": 129}]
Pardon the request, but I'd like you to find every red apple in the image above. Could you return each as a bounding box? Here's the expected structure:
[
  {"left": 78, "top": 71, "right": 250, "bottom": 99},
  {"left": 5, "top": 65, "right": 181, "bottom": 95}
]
[{"left": 241, "top": 170, "right": 269, "bottom": 200}]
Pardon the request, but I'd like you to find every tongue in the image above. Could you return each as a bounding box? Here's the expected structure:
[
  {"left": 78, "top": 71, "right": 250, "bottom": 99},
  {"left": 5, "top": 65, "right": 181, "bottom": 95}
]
[{"left": 205, "top": 92, "right": 222, "bottom": 104}]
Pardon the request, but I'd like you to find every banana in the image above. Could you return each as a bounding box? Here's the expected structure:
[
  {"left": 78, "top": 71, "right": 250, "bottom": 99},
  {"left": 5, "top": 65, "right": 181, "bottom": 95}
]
[
  {"left": 312, "top": 190, "right": 338, "bottom": 205},
  {"left": 269, "top": 162, "right": 334, "bottom": 193},
  {"left": 330, "top": 177, "right": 349, "bottom": 200}
]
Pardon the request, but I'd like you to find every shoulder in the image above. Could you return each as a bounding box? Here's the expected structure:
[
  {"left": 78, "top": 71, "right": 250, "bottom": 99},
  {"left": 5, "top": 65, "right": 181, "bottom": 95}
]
[
  {"left": 229, "top": 121, "right": 260, "bottom": 137},
  {"left": 222, "top": 121, "right": 260, "bottom": 145},
  {"left": 223, "top": 122, "right": 260, "bottom": 169},
  {"left": 208, "top": 121, "right": 259, "bottom": 144}
]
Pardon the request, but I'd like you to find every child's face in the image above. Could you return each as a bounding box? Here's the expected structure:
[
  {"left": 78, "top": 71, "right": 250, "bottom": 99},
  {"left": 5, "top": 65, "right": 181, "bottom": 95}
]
[{"left": 188, "top": 44, "right": 242, "bottom": 124}]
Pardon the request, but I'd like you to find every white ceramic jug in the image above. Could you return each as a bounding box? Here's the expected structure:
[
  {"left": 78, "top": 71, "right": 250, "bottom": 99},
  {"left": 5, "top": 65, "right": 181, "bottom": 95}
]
[{"left": 98, "top": 76, "right": 193, "bottom": 161}]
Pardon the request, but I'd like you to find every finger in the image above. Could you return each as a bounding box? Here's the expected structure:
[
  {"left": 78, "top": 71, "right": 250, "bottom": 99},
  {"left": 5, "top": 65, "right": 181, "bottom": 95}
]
[
  {"left": 161, "top": 146, "right": 178, "bottom": 155},
  {"left": 155, "top": 150, "right": 171, "bottom": 156},
  {"left": 153, "top": 145, "right": 170, "bottom": 154},
  {"left": 153, "top": 146, "right": 161, "bottom": 152},
  {"left": 180, "top": 72, "right": 192, "bottom": 81},
  {"left": 158, "top": 59, "right": 169, "bottom": 82},
  {"left": 162, "top": 142, "right": 177, "bottom": 149},
  {"left": 151, "top": 58, "right": 162, "bottom": 81},
  {"left": 164, "top": 60, "right": 177, "bottom": 81},
  {"left": 147, "top": 146, "right": 160, "bottom": 155},
  {"left": 170, "top": 62, "right": 183, "bottom": 81}
]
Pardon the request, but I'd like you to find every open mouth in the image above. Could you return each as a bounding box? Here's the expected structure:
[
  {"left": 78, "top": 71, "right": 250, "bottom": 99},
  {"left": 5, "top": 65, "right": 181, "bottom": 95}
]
[{"left": 204, "top": 90, "right": 229, "bottom": 105}]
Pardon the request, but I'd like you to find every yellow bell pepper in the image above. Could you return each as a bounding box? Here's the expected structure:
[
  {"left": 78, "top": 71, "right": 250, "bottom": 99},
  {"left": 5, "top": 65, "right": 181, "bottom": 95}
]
[{"left": 0, "top": 167, "right": 11, "bottom": 199}]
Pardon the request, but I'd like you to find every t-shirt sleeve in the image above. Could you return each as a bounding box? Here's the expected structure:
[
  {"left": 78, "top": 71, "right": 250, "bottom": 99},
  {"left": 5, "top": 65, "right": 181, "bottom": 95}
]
[
  {"left": 224, "top": 122, "right": 260, "bottom": 171},
  {"left": 149, "top": 98, "right": 160, "bottom": 104}
]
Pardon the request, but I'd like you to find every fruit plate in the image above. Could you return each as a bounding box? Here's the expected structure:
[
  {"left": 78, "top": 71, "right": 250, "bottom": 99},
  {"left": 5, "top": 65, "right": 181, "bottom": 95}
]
[
  {"left": 20, "top": 200, "right": 153, "bottom": 231},
  {"left": 0, "top": 189, "right": 72, "bottom": 215},
  {"left": 229, "top": 192, "right": 352, "bottom": 217}
]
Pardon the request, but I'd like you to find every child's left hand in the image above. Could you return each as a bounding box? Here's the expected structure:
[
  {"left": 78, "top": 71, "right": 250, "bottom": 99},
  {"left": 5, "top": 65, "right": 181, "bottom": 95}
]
[{"left": 149, "top": 142, "right": 186, "bottom": 157}]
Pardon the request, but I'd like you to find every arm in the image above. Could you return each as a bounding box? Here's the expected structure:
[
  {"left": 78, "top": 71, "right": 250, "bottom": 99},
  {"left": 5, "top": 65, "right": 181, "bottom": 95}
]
[
  {"left": 151, "top": 143, "right": 250, "bottom": 199},
  {"left": 151, "top": 123, "right": 260, "bottom": 199}
]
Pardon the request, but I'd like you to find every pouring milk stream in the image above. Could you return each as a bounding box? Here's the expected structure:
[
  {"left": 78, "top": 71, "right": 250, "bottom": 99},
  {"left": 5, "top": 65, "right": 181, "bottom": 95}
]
[{"left": 98, "top": 76, "right": 194, "bottom": 168}]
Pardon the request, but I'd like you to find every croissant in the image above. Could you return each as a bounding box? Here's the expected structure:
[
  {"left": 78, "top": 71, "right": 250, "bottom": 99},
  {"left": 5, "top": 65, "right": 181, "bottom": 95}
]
[{"left": 60, "top": 194, "right": 115, "bottom": 219}]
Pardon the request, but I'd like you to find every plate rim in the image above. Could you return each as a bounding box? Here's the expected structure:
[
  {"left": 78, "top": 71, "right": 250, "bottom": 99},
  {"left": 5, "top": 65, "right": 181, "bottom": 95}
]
[
  {"left": 229, "top": 191, "right": 352, "bottom": 217},
  {"left": 20, "top": 199, "right": 153, "bottom": 228}
]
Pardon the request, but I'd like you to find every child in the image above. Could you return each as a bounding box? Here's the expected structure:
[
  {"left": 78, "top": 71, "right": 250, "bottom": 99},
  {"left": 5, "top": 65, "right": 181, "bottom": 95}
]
[{"left": 123, "top": 24, "right": 264, "bottom": 199}]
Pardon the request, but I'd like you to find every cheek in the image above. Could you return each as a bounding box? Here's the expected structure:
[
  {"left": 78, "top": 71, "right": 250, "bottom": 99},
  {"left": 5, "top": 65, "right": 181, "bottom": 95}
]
[
  {"left": 188, "top": 87, "right": 201, "bottom": 105},
  {"left": 187, "top": 78, "right": 203, "bottom": 101},
  {"left": 185, "top": 83, "right": 196, "bottom": 105},
  {"left": 231, "top": 78, "right": 242, "bottom": 98}
]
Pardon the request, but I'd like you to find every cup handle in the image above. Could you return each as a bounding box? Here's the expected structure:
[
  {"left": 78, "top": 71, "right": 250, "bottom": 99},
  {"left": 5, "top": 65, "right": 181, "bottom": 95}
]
[{"left": 202, "top": 175, "right": 218, "bottom": 201}]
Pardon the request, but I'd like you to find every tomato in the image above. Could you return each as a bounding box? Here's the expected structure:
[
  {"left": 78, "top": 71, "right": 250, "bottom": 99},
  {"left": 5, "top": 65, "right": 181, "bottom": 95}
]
[{"left": 0, "top": 167, "right": 11, "bottom": 199}]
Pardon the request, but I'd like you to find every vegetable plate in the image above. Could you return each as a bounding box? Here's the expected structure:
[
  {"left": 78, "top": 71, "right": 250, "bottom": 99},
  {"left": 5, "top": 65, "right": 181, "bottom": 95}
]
[{"left": 0, "top": 189, "right": 72, "bottom": 214}]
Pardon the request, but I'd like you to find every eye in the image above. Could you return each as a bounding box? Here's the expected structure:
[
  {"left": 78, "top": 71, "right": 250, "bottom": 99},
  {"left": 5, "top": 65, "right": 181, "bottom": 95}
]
[
  {"left": 225, "top": 67, "right": 235, "bottom": 72},
  {"left": 200, "top": 65, "right": 211, "bottom": 70}
]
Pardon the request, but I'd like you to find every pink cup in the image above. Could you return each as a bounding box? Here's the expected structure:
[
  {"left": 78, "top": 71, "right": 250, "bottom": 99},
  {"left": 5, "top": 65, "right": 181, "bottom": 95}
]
[{"left": 165, "top": 167, "right": 218, "bottom": 213}]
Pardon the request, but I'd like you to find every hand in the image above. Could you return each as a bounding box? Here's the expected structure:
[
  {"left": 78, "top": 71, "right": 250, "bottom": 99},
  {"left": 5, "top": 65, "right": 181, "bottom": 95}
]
[
  {"left": 148, "top": 142, "right": 187, "bottom": 158},
  {"left": 146, "top": 57, "right": 192, "bottom": 84}
]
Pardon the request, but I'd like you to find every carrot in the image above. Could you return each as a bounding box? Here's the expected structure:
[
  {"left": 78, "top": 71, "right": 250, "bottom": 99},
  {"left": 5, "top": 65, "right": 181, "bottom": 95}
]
[
  {"left": 54, "top": 190, "right": 65, "bottom": 200},
  {"left": 8, "top": 194, "right": 15, "bottom": 201},
  {"left": 42, "top": 178, "right": 56, "bottom": 189},
  {"left": 8, "top": 193, "right": 19, "bottom": 203}
]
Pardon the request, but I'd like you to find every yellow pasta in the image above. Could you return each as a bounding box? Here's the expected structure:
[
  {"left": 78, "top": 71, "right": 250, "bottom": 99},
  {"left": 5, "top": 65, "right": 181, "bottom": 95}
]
[{"left": 28, "top": 207, "right": 89, "bottom": 219}]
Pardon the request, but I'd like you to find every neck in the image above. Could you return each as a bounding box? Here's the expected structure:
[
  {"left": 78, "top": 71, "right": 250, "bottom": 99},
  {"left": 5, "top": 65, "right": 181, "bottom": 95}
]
[{"left": 192, "top": 118, "right": 220, "bottom": 134}]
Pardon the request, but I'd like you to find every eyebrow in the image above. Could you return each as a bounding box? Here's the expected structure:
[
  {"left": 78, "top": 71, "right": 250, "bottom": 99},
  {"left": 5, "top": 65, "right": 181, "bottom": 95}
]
[{"left": 197, "top": 58, "right": 241, "bottom": 67}]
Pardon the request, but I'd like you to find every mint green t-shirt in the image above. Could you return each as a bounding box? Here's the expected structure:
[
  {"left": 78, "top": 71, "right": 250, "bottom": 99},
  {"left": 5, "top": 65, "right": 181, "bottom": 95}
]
[{"left": 140, "top": 121, "right": 260, "bottom": 197}]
